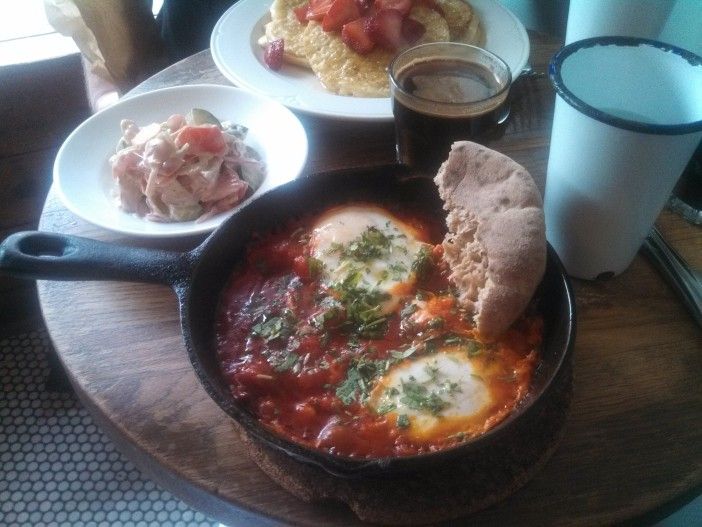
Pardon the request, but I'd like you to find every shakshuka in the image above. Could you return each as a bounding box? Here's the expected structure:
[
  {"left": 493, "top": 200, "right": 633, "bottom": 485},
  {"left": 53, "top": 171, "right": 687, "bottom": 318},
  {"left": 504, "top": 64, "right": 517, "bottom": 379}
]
[{"left": 215, "top": 203, "right": 542, "bottom": 458}]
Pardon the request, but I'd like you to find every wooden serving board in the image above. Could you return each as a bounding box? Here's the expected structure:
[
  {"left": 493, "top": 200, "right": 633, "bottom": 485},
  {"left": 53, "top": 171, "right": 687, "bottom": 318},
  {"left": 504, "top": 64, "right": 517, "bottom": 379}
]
[{"left": 34, "top": 32, "right": 702, "bottom": 526}]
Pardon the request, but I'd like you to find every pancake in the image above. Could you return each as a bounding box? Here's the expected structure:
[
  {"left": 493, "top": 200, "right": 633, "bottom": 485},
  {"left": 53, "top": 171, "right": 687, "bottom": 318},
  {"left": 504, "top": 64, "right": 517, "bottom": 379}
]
[
  {"left": 261, "top": 0, "right": 479, "bottom": 97},
  {"left": 436, "top": 0, "right": 477, "bottom": 41},
  {"left": 300, "top": 21, "right": 394, "bottom": 97}
]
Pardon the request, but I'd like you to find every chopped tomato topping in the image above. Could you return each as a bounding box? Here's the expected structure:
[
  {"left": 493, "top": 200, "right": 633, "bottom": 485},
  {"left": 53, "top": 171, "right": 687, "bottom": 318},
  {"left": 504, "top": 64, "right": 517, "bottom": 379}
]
[
  {"left": 375, "top": 0, "right": 412, "bottom": 16},
  {"left": 341, "top": 17, "right": 375, "bottom": 54},
  {"left": 306, "top": 0, "right": 334, "bottom": 20},
  {"left": 355, "top": 0, "right": 374, "bottom": 14},
  {"left": 263, "top": 38, "right": 285, "bottom": 70},
  {"left": 366, "top": 8, "right": 405, "bottom": 51},
  {"left": 293, "top": 3, "right": 309, "bottom": 22},
  {"left": 322, "top": 0, "right": 362, "bottom": 32}
]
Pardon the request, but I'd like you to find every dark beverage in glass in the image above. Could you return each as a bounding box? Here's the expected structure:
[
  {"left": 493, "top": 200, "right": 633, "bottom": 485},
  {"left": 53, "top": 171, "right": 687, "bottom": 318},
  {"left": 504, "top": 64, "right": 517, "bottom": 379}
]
[{"left": 389, "top": 43, "right": 512, "bottom": 175}]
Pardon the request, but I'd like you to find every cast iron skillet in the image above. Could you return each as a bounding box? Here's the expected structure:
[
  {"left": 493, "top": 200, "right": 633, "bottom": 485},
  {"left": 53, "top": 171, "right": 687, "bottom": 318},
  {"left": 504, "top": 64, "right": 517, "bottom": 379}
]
[{"left": 0, "top": 164, "right": 576, "bottom": 479}]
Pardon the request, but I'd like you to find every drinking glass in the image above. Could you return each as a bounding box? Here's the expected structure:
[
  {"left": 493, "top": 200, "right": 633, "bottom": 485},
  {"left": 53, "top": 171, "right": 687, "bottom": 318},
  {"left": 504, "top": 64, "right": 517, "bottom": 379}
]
[{"left": 389, "top": 42, "right": 512, "bottom": 175}]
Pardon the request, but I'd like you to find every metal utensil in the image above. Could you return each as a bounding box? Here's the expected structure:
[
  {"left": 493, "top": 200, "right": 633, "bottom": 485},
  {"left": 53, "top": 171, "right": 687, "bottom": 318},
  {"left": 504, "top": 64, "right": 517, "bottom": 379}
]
[{"left": 642, "top": 227, "right": 702, "bottom": 327}]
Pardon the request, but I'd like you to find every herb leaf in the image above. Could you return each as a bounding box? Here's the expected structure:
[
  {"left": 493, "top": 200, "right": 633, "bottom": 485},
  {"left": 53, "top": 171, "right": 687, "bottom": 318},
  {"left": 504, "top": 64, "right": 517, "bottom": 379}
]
[
  {"left": 399, "top": 377, "right": 449, "bottom": 416},
  {"left": 270, "top": 351, "right": 300, "bottom": 372},
  {"left": 307, "top": 256, "right": 325, "bottom": 279},
  {"left": 390, "top": 345, "right": 418, "bottom": 360},
  {"left": 332, "top": 279, "right": 389, "bottom": 339},
  {"left": 251, "top": 310, "right": 296, "bottom": 342},
  {"left": 335, "top": 357, "right": 389, "bottom": 405},
  {"left": 331, "top": 226, "right": 393, "bottom": 262},
  {"left": 443, "top": 334, "right": 483, "bottom": 356},
  {"left": 396, "top": 414, "right": 410, "bottom": 428},
  {"left": 411, "top": 245, "right": 433, "bottom": 280}
]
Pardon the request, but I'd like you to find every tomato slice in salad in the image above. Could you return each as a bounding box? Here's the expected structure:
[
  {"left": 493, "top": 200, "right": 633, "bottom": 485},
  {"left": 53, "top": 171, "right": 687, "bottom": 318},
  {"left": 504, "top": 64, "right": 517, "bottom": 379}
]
[{"left": 175, "top": 125, "right": 228, "bottom": 156}]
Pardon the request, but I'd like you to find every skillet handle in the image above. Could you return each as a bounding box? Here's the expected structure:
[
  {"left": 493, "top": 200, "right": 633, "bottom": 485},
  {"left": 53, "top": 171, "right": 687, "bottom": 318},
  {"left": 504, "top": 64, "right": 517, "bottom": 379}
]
[{"left": 0, "top": 231, "right": 192, "bottom": 287}]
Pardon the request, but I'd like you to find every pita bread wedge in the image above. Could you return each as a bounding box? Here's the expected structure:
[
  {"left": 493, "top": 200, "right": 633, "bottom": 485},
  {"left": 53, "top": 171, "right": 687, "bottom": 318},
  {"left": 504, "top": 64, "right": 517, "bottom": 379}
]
[{"left": 434, "top": 141, "right": 546, "bottom": 339}]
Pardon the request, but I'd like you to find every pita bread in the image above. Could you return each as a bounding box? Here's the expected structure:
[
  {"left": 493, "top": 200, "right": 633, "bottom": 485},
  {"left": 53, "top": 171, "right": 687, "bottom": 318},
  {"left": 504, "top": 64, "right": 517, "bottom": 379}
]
[{"left": 434, "top": 141, "right": 546, "bottom": 339}]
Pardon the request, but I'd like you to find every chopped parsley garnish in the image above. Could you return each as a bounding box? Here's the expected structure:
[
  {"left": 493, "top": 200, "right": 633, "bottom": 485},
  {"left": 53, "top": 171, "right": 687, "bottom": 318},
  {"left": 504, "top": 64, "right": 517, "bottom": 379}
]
[
  {"left": 332, "top": 274, "right": 389, "bottom": 339},
  {"left": 424, "top": 362, "right": 440, "bottom": 383},
  {"left": 448, "top": 431, "right": 466, "bottom": 442},
  {"left": 346, "top": 335, "right": 361, "bottom": 350},
  {"left": 411, "top": 245, "right": 433, "bottom": 280},
  {"left": 400, "top": 302, "right": 418, "bottom": 319},
  {"left": 307, "top": 256, "right": 325, "bottom": 278},
  {"left": 442, "top": 334, "right": 483, "bottom": 356},
  {"left": 331, "top": 226, "right": 394, "bottom": 262},
  {"left": 251, "top": 309, "right": 296, "bottom": 342},
  {"left": 439, "top": 381, "right": 462, "bottom": 395},
  {"left": 399, "top": 377, "right": 449, "bottom": 416},
  {"left": 388, "top": 262, "right": 408, "bottom": 279},
  {"left": 465, "top": 340, "right": 482, "bottom": 356},
  {"left": 335, "top": 357, "right": 390, "bottom": 405},
  {"left": 428, "top": 317, "right": 445, "bottom": 329},
  {"left": 311, "top": 296, "right": 343, "bottom": 329},
  {"left": 389, "top": 345, "right": 418, "bottom": 360},
  {"left": 396, "top": 414, "right": 410, "bottom": 428},
  {"left": 376, "top": 400, "right": 397, "bottom": 415},
  {"left": 424, "top": 338, "right": 440, "bottom": 354},
  {"left": 270, "top": 351, "right": 300, "bottom": 372}
]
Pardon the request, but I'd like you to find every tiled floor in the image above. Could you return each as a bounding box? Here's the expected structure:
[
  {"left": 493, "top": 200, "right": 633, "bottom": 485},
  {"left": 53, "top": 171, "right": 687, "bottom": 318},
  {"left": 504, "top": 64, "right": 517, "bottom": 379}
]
[
  {"left": 0, "top": 327, "right": 219, "bottom": 527},
  {"left": 0, "top": 5, "right": 224, "bottom": 527}
]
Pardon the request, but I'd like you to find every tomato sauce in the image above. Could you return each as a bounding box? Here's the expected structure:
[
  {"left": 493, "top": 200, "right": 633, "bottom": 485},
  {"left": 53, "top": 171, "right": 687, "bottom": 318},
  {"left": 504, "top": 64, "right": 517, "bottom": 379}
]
[{"left": 215, "top": 204, "right": 541, "bottom": 458}]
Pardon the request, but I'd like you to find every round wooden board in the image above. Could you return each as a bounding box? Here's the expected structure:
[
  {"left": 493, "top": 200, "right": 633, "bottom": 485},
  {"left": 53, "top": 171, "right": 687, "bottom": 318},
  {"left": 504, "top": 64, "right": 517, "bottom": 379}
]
[{"left": 34, "top": 32, "right": 702, "bottom": 526}]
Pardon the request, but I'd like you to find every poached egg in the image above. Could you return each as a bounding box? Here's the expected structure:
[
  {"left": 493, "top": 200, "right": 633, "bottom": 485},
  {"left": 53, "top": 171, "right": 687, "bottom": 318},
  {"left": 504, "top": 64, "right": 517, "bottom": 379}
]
[{"left": 310, "top": 205, "right": 431, "bottom": 314}]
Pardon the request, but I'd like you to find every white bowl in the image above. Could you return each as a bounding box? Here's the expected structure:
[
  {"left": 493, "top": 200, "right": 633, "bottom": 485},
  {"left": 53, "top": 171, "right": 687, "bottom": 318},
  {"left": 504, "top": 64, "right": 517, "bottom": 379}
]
[{"left": 54, "top": 84, "right": 308, "bottom": 237}]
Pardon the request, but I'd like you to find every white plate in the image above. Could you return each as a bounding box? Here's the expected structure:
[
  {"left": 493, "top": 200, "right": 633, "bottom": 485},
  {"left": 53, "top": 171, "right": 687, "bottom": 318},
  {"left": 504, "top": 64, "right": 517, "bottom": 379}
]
[
  {"left": 54, "top": 84, "right": 308, "bottom": 238},
  {"left": 210, "top": 0, "right": 530, "bottom": 121}
]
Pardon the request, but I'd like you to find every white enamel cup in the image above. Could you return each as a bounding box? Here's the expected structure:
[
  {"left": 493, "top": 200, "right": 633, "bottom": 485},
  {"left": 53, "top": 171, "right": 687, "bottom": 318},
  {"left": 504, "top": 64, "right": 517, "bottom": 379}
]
[{"left": 544, "top": 37, "right": 702, "bottom": 280}]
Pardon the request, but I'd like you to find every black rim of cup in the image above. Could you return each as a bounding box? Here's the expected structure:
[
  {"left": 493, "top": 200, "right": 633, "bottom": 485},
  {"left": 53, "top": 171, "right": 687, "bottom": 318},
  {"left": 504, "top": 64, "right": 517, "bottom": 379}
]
[{"left": 549, "top": 36, "right": 702, "bottom": 135}]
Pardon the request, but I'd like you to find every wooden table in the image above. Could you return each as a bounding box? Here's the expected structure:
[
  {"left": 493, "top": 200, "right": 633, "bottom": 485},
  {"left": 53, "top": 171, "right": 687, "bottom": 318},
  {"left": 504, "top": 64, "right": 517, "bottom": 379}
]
[{"left": 36, "top": 31, "right": 702, "bottom": 526}]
